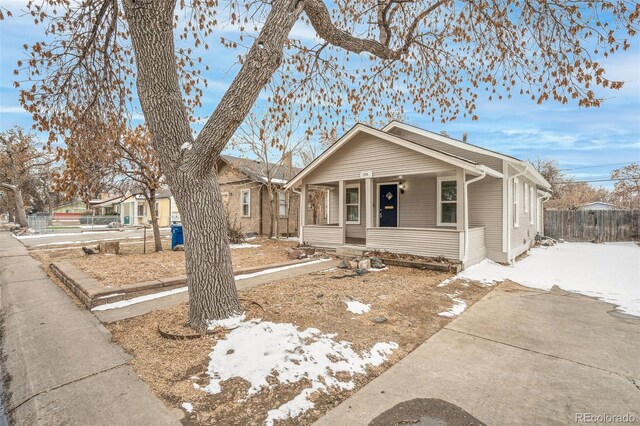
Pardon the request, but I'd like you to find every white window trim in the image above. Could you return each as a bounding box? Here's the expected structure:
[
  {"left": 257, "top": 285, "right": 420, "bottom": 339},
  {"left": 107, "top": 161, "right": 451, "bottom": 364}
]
[
  {"left": 513, "top": 177, "right": 520, "bottom": 228},
  {"left": 437, "top": 176, "right": 458, "bottom": 227},
  {"left": 241, "top": 189, "right": 251, "bottom": 217},
  {"left": 345, "top": 183, "right": 360, "bottom": 225},
  {"left": 524, "top": 182, "right": 529, "bottom": 213},
  {"left": 278, "top": 192, "right": 287, "bottom": 218},
  {"left": 530, "top": 186, "right": 535, "bottom": 225}
]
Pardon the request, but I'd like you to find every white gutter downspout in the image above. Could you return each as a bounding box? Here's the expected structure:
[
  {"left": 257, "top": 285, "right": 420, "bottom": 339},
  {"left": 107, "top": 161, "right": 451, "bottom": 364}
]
[
  {"left": 461, "top": 169, "right": 487, "bottom": 267},
  {"left": 537, "top": 191, "right": 552, "bottom": 235},
  {"left": 507, "top": 164, "right": 527, "bottom": 266}
]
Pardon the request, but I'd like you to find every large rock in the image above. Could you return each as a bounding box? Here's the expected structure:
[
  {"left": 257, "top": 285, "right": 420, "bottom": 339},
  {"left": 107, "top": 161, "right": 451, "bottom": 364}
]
[
  {"left": 348, "top": 260, "right": 358, "bottom": 269},
  {"left": 337, "top": 259, "right": 350, "bottom": 269},
  {"left": 358, "top": 259, "right": 371, "bottom": 270},
  {"left": 370, "top": 257, "right": 386, "bottom": 269},
  {"left": 288, "top": 249, "right": 307, "bottom": 260}
]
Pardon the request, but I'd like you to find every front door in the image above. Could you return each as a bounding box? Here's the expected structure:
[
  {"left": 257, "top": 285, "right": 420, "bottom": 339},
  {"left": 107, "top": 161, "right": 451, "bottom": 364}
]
[{"left": 379, "top": 184, "right": 398, "bottom": 227}]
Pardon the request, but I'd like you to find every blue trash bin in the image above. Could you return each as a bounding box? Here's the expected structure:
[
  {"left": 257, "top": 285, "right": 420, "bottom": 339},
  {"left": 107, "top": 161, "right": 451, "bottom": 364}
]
[{"left": 171, "top": 223, "right": 183, "bottom": 249}]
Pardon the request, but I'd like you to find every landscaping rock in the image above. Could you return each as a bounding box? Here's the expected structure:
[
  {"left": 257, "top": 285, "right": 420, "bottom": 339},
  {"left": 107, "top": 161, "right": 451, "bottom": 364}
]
[
  {"left": 288, "top": 249, "right": 305, "bottom": 260},
  {"left": 173, "top": 244, "right": 185, "bottom": 251},
  {"left": 354, "top": 268, "right": 369, "bottom": 275},
  {"left": 99, "top": 241, "right": 120, "bottom": 255},
  {"left": 337, "top": 259, "right": 350, "bottom": 269},
  {"left": 369, "top": 315, "right": 388, "bottom": 324},
  {"left": 370, "top": 257, "right": 386, "bottom": 269},
  {"left": 348, "top": 260, "right": 358, "bottom": 269},
  {"left": 316, "top": 292, "right": 324, "bottom": 298},
  {"left": 358, "top": 259, "right": 371, "bottom": 270}
]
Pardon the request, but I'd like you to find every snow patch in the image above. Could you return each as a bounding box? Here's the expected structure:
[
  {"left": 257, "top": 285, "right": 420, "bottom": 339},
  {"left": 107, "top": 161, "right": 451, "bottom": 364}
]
[
  {"left": 439, "top": 293, "right": 467, "bottom": 317},
  {"left": 181, "top": 402, "right": 194, "bottom": 413},
  {"left": 345, "top": 300, "right": 371, "bottom": 314},
  {"left": 91, "top": 287, "right": 188, "bottom": 311},
  {"left": 229, "top": 243, "right": 261, "bottom": 249},
  {"left": 368, "top": 267, "right": 389, "bottom": 272},
  {"left": 207, "top": 312, "right": 246, "bottom": 330},
  {"left": 442, "top": 242, "right": 640, "bottom": 316},
  {"left": 200, "top": 318, "right": 397, "bottom": 425}
]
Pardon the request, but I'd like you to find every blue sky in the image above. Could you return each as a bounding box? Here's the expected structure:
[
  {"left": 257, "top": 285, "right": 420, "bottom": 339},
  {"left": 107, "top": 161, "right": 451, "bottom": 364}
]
[{"left": 1, "top": 1, "right": 639, "bottom": 189}]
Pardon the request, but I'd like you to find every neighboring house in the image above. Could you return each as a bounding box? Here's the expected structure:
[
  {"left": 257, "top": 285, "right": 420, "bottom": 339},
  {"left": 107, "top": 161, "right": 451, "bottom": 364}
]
[
  {"left": 217, "top": 155, "right": 303, "bottom": 237},
  {"left": 119, "top": 187, "right": 179, "bottom": 227},
  {"left": 575, "top": 201, "right": 618, "bottom": 211},
  {"left": 89, "top": 195, "right": 123, "bottom": 216},
  {"left": 52, "top": 200, "right": 88, "bottom": 218},
  {"left": 285, "top": 121, "right": 551, "bottom": 269}
]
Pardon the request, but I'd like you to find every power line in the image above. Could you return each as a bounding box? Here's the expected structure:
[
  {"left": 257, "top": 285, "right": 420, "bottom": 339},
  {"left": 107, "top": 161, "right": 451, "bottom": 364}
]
[
  {"left": 558, "top": 177, "right": 640, "bottom": 184},
  {"left": 560, "top": 162, "right": 636, "bottom": 171}
]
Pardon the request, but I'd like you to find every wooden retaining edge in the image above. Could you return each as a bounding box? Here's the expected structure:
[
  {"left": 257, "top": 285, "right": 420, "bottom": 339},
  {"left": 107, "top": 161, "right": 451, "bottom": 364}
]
[
  {"left": 380, "top": 257, "right": 462, "bottom": 274},
  {"left": 50, "top": 258, "right": 318, "bottom": 309}
]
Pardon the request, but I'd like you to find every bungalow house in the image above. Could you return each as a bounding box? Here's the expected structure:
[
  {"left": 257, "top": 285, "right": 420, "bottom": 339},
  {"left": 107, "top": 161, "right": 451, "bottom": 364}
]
[
  {"left": 217, "top": 155, "right": 303, "bottom": 237},
  {"left": 89, "top": 195, "right": 123, "bottom": 216},
  {"left": 285, "top": 122, "right": 551, "bottom": 268},
  {"left": 52, "top": 200, "right": 88, "bottom": 217},
  {"left": 119, "top": 187, "right": 179, "bottom": 227}
]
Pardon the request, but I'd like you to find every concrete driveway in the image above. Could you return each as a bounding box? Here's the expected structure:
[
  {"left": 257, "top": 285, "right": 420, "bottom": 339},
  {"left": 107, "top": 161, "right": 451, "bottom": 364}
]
[{"left": 316, "top": 282, "right": 640, "bottom": 425}]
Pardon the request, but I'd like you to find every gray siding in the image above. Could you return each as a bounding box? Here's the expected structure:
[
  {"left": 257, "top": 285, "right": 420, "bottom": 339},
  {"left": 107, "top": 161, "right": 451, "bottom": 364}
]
[
  {"left": 466, "top": 227, "right": 486, "bottom": 267},
  {"left": 305, "top": 132, "right": 456, "bottom": 184},
  {"left": 366, "top": 227, "right": 461, "bottom": 260},
  {"left": 467, "top": 176, "right": 503, "bottom": 260},
  {"left": 303, "top": 225, "right": 343, "bottom": 247},
  {"left": 396, "top": 176, "right": 437, "bottom": 228},
  {"left": 328, "top": 188, "right": 339, "bottom": 224},
  {"left": 388, "top": 127, "right": 504, "bottom": 172},
  {"left": 507, "top": 164, "right": 538, "bottom": 259}
]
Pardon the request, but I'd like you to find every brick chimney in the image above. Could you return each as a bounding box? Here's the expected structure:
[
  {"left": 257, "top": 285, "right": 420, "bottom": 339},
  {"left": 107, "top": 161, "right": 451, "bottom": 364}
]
[{"left": 283, "top": 151, "right": 293, "bottom": 173}]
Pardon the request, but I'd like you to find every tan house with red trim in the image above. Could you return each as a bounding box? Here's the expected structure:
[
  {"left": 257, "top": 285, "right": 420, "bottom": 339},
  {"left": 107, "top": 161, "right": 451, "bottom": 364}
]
[{"left": 285, "top": 122, "right": 551, "bottom": 269}]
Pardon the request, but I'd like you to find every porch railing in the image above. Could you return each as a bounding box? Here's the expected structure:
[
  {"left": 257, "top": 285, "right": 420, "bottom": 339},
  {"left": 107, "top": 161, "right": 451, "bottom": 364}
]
[{"left": 366, "top": 227, "right": 461, "bottom": 260}]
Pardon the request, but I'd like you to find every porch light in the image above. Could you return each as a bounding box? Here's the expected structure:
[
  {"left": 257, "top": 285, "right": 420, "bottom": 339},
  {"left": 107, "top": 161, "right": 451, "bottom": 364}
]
[{"left": 399, "top": 182, "right": 406, "bottom": 193}]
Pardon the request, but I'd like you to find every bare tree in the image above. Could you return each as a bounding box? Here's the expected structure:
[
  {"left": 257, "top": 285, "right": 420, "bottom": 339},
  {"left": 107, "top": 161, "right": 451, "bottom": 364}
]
[
  {"left": 611, "top": 162, "right": 640, "bottom": 209},
  {"left": 231, "top": 110, "right": 305, "bottom": 238},
  {"left": 0, "top": 127, "right": 53, "bottom": 227},
  {"left": 13, "top": 0, "right": 639, "bottom": 330},
  {"left": 116, "top": 126, "right": 165, "bottom": 252}
]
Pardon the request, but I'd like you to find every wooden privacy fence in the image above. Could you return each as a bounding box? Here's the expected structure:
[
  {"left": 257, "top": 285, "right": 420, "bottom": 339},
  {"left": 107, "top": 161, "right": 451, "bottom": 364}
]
[{"left": 544, "top": 209, "right": 640, "bottom": 242}]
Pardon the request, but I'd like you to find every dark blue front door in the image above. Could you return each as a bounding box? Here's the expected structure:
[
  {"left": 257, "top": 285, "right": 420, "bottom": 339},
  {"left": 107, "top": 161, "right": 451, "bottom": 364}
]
[{"left": 379, "top": 184, "right": 398, "bottom": 227}]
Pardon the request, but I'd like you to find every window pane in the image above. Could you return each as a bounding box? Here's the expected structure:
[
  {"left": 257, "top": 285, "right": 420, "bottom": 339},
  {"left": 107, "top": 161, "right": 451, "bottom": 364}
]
[
  {"left": 347, "top": 205, "right": 359, "bottom": 221},
  {"left": 441, "top": 181, "right": 457, "bottom": 201},
  {"left": 441, "top": 202, "right": 457, "bottom": 223},
  {"left": 243, "top": 204, "right": 249, "bottom": 216},
  {"left": 346, "top": 187, "right": 359, "bottom": 204},
  {"left": 242, "top": 191, "right": 249, "bottom": 203}
]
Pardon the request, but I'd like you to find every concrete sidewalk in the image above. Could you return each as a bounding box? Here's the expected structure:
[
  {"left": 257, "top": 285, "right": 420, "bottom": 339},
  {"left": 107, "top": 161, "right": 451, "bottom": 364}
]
[
  {"left": 316, "top": 283, "right": 640, "bottom": 425},
  {"left": 0, "top": 231, "right": 179, "bottom": 425},
  {"left": 94, "top": 259, "right": 340, "bottom": 323}
]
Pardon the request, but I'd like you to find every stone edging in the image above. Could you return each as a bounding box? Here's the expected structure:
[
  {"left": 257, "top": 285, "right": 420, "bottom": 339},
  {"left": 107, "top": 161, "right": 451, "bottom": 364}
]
[
  {"left": 380, "top": 257, "right": 462, "bottom": 273},
  {"left": 49, "top": 259, "right": 313, "bottom": 309}
]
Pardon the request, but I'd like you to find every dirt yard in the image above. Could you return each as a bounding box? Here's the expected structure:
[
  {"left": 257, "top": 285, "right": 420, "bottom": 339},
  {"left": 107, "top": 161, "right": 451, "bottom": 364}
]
[
  {"left": 29, "top": 238, "right": 298, "bottom": 286},
  {"left": 108, "top": 266, "right": 493, "bottom": 425}
]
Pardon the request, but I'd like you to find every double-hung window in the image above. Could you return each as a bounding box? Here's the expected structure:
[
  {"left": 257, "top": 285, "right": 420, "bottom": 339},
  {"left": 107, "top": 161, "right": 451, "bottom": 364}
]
[
  {"left": 513, "top": 178, "right": 520, "bottom": 228},
  {"left": 437, "top": 177, "right": 457, "bottom": 226},
  {"left": 278, "top": 192, "right": 287, "bottom": 217},
  {"left": 241, "top": 189, "right": 251, "bottom": 217},
  {"left": 345, "top": 184, "right": 360, "bottom": 224}
]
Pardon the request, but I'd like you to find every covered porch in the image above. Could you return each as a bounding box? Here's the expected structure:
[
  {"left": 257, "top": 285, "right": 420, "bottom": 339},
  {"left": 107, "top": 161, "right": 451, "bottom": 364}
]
[{"left": 299, "top": 170, "right": 488, "bottom": 268}]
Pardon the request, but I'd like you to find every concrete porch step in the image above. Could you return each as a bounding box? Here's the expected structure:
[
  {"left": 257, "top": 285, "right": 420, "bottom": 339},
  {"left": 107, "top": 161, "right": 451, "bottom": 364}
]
[{"left": 336, "top": 245, "right": 366, "bottom": 258}]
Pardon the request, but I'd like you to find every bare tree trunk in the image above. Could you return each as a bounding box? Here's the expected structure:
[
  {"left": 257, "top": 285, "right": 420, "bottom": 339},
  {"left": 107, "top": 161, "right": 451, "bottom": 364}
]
[
  {"left": 146, "top": 189, "right": 163, "bottom": 252},
  {"left": 0, "top": 184, "right": 28, "bottom": 227},
  {"left": 123, "top": 0, "right": 300, "bottom": 330},
  {"left": 267, "top": 185, "right": 275, "bottom": 238},
  {"left": 173, "top": 175, "right": 241, "bottom": 328}
]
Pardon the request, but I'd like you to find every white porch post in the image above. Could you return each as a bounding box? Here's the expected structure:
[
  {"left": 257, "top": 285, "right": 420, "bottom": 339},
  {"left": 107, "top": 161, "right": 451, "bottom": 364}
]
[
  {"left": 365, "top": 178, "right": 374, "bottom": 230},
  {"left": 132, "top": 199, "right": 138, "bottom": 225},
  {"left": 300, "top": 184, "right": 307, "bottom": 243},
  {"left": 456, "top": 169, "right": 465, "bottom": 232},
  {"left": 338, "top": 180, "right": 345, "bottom": 244}
]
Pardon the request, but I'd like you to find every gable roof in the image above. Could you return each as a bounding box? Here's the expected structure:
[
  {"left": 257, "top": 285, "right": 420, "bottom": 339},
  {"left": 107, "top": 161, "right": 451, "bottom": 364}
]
[
  {"left": 220, "top": 155, "right": 301, "bottom": 185},
  {"left": 285, "top": 123, "right": 503, "bottom": 189},
  {"left": 383, "top": 121, "right": 551, "bottom": 189}
]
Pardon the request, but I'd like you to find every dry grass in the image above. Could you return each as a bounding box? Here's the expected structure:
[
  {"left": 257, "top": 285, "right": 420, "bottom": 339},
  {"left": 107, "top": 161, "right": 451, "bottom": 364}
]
[
  {"left": 29, "top": 238, "right": 298, "bottom": 286},
  {"left": 108, "top": 266, "right": 493, "bottom": 425}
]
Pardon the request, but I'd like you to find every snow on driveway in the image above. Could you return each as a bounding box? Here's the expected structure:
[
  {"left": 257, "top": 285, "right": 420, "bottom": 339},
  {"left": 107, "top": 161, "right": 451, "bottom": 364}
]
[{"left": 444, "top": 242, "right": 640, "bottom": 316}]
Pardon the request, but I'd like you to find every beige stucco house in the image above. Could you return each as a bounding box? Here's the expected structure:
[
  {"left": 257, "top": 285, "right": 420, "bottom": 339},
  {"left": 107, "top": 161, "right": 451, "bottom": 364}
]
[{"left": 285, "top": 121, "right": 551, "bottom": 269}]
